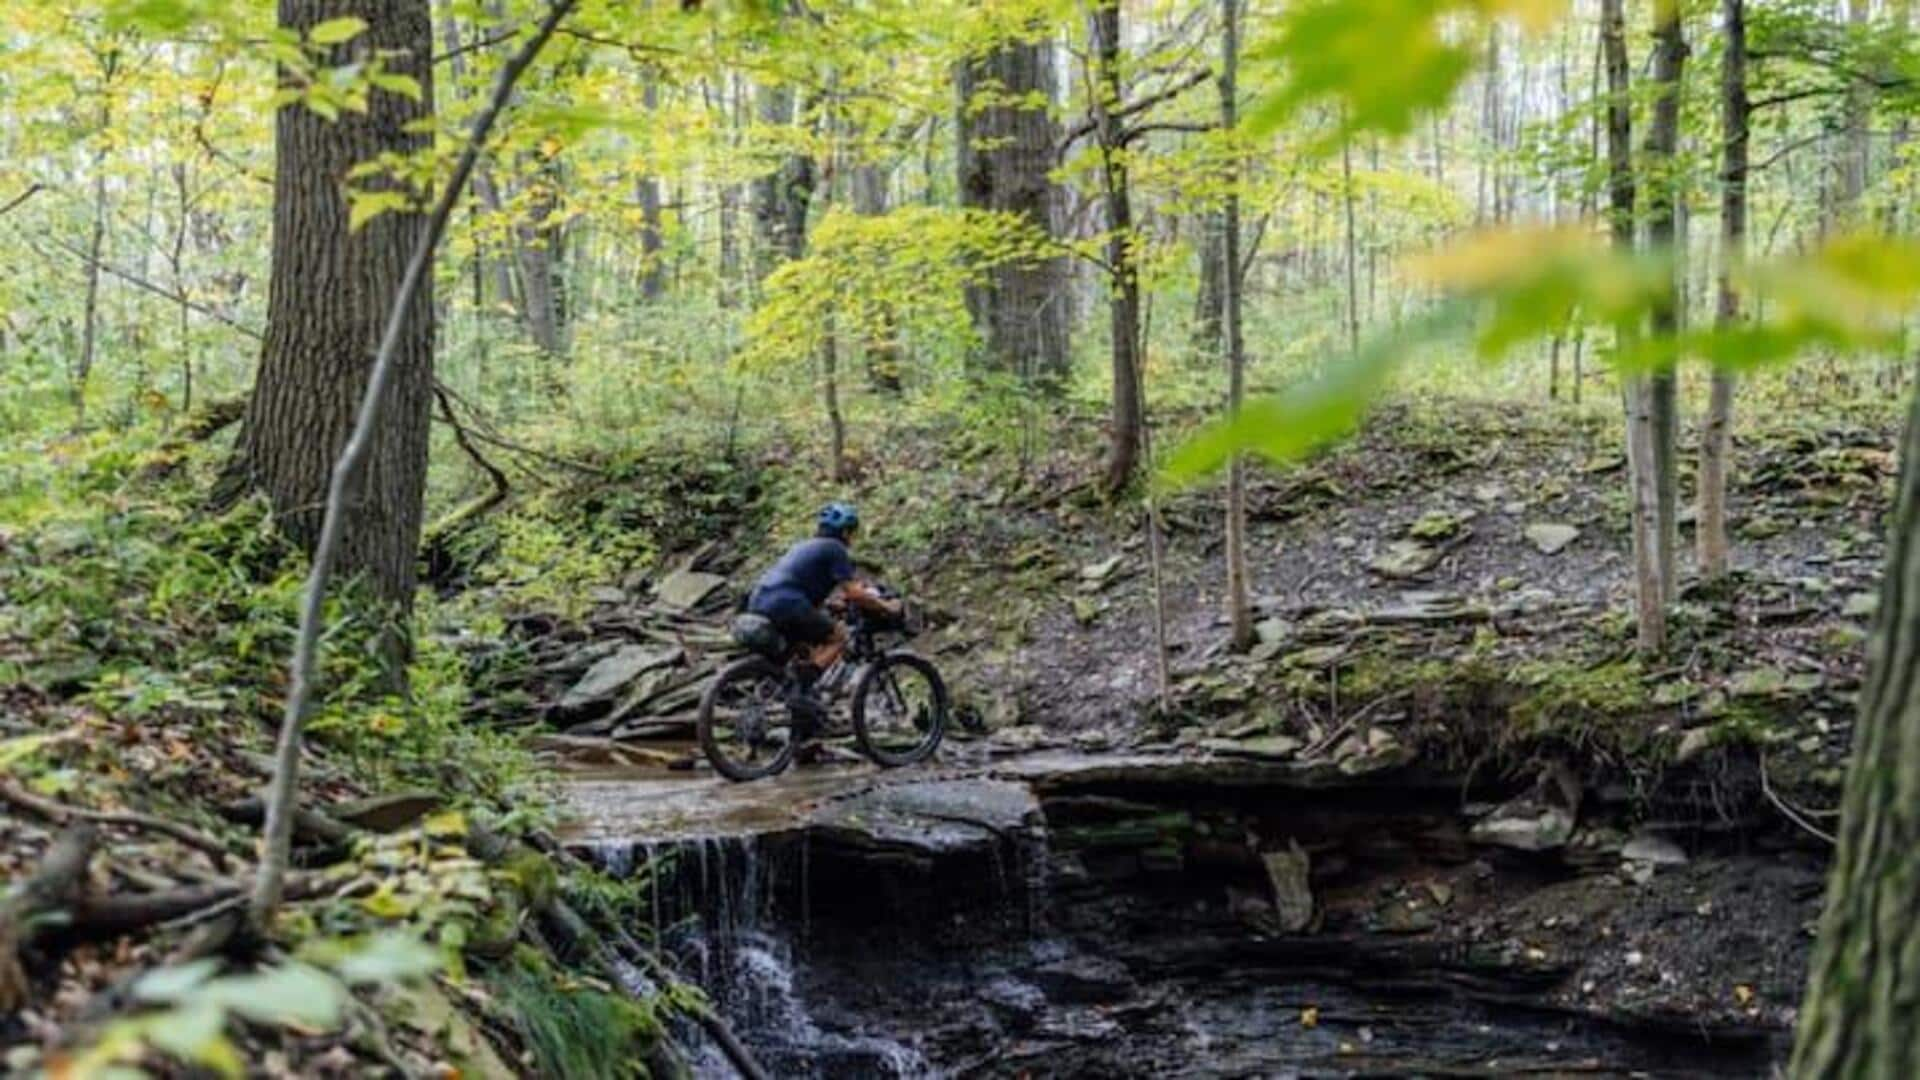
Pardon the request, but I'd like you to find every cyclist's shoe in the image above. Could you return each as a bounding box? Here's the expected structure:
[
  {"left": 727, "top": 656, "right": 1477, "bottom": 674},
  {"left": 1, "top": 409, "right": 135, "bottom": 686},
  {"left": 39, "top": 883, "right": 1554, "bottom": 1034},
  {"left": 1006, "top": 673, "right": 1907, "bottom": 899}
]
[{"left": 787, "top": 693, "right": 828, "bottom": 744}]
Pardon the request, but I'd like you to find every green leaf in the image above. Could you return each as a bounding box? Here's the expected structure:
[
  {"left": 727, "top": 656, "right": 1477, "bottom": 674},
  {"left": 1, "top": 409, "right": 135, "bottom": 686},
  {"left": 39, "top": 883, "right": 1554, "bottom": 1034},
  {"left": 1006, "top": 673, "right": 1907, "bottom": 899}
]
[
  {"left": 1161, "top": 306, "right": 1472, "bottom": 485},
  {"left": 329, "top": 931, "right": 443, "bottom": 985},
  {"left": 106, "top": 0, "right": 198, "bottom": 32},
  {"left": 200, "top": 963, "right": 346, "bottom": 1029},
  {"left": 347, "top": 190, "right": 411, "bottom": 233},
  {"left": 0, "top": 732, "right": 62, "bottom": 773},
  {"left": 143, "top": 1001, "right": 244, "bottom": 1079},
  {"left": 369, "top": 73, "right": 423, "bottom": 101},
  {"left": 308, "top": 16, "right": 369, "bottom": 46},
  {"left": 132, "top": 958, "right": 223, "bottom": 1002}
]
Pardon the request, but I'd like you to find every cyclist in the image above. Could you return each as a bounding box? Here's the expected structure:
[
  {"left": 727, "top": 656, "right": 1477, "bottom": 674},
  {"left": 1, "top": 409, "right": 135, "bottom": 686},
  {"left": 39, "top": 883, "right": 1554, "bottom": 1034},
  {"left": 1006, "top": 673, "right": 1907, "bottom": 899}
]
[{"left": 746, "top": 503, "right": 903, "bottom": 688}]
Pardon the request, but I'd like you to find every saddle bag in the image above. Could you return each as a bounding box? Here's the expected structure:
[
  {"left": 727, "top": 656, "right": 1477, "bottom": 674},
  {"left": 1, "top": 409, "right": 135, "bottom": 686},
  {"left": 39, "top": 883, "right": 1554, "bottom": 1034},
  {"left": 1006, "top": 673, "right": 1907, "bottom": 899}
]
[{"left": 730, "top": 612, "right": 786, "bottom": 656}]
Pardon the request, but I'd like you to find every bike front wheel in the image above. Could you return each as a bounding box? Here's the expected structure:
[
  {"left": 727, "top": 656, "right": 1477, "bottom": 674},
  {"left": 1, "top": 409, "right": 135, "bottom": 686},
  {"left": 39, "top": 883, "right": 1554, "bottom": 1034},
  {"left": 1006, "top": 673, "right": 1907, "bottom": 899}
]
[
  {"left": 698, "top": 656, "right": 799, "bottom": 782},
  {"left": 850, "top": 651, "right": 948, "bottom": 767}
]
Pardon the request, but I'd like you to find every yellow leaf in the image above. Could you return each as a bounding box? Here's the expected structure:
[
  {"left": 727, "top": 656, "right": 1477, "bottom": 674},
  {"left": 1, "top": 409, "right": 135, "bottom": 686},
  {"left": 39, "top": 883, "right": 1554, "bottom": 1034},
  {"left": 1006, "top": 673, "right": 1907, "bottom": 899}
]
[{"left": 423, "top": 810, "right": 468, "bottom": 838}]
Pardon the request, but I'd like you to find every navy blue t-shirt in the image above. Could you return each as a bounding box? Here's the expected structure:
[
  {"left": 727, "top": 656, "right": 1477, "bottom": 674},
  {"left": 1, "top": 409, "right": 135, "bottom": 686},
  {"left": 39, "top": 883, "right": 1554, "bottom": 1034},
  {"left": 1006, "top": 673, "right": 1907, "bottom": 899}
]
[{"left": 752, "top": 537, "right": 854, "bottom": 607}]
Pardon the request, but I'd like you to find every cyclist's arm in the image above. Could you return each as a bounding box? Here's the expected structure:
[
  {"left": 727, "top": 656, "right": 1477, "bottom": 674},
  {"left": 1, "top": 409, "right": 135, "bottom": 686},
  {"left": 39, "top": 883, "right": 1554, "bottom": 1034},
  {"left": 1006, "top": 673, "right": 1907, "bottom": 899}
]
[{"left": 837, "top": 578, "right": 903, "bottom": 616}]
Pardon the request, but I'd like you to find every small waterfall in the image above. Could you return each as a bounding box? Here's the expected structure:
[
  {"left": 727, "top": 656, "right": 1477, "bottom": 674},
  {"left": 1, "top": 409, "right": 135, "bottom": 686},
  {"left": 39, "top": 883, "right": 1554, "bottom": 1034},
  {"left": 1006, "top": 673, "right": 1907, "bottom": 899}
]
[
  {"left": 580, "top": 831, "right": 929, "bottom": 1078},
  {"left": 701, "top": 929, "right": 931, "bottom": 1078},
  {"left": 1018, "top": 817, "right": 1052, "bottom": 937}
]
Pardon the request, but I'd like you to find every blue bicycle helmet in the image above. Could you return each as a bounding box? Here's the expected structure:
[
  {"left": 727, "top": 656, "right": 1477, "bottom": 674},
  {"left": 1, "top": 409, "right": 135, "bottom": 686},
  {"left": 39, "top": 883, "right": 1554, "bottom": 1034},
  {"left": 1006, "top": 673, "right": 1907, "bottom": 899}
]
[{"left": 817, "top": 502, "right": 860, "bottom": 538}]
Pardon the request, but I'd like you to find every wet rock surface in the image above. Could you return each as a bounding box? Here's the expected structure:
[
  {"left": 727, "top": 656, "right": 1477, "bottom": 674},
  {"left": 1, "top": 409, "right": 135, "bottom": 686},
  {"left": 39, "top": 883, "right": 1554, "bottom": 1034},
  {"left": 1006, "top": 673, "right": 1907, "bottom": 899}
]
[{"left": 566, "top": 753, "right": 1807, "bottom": 1076}]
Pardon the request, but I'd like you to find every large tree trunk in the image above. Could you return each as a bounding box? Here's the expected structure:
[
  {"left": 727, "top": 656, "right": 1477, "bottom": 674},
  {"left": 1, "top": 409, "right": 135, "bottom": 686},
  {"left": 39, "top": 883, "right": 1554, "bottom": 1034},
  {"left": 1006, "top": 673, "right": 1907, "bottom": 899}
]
[
  {"left": 1089, "top": 0, "right": 1142, "bottom": 492},
  {"left": 1220, "top": 0, "right": 1252, "bottom": 653},
  {"left": 1792, "top": 363, "right": 1920, "bottom": 1075},
  {"left": 956, "top": 31, "right": 1072, "bottom": 386},
  {"left": 1194, "top": 211, "right": 1225, "bottom": 354},
  {"left": 1642, "top": 0, "right": 1687, "bottom": 605},
  {"left": 513, "top": 156, "right": 567, "bottom": 356},
  {"left": 1699, "top": 0, "right": 1746, "bottom": 582},
  {"left": 1840, "top": 0, "right": 1872, "bottom": 219},
  {"left": 751, "top": 84, "right": 815, "bottom": 281},
  {"left": 636, "top": 74, "right": 666, "bottom": 302},
  {"left": 229, "top": 0, "right": 435, "bottom": 614},
  {"left": 851, "top": 161, "right": 903, "bottom": 393},
  {"left": 1603, "top": 0, "right": 1664, "bottom": 654}
]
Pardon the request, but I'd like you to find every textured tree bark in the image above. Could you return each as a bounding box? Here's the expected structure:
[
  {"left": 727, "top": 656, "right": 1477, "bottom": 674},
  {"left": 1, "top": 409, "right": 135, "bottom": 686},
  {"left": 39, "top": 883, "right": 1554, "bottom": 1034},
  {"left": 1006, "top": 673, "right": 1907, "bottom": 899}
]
[
  {"left": 1088, "top": 0, "right": 1142, "bottom": 493},
  {"left": 1643, "top": 0, "right": 1688, "bottom": 604},
  {"left": 249, "top": 0, "right": 574, "bottom": 931},
  {"left": 1220, "top": 0, "right": 1252, "bottom": 653},
  {"left": 956, "top": 30, "right": 1071, "bottom": 385},
  {"left": 1699, "top": 0, "right": 1746, "bottom": 582},
  {"left": 230, "top": 0, "right": 435, "bottom": 615},
  {"left": 1792, "top": 363, "right": 1920, "bottom": 1077},
  {"left": 1603, "top": 0, "right": 1663, "bottom": 654}
]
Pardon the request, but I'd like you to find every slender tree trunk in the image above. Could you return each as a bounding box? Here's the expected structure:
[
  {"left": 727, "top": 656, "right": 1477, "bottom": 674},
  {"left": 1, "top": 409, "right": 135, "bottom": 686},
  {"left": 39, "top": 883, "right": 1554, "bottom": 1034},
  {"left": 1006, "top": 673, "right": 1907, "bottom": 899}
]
[
  {"left": 1221, "top": 0, "right": 1252, "bottom": 652},
  {"left": 172, "top": 162, "right": 193, "bottom": 416},
  {"left": 74, "top": 55, "right": 117, "bottom": 430},
  {"left": 1477, "top": 22, "right": 1500, "bottom": 224},
  {"left": 1089, "top": 0, "right": 1142, "bottom": 492},
  {"left": 1341, "top": 132, "right": 1360, "bottom": 355},
  {"left": 956, "top": 29, "right": 1071, "bottom": 384},
  {"left": 1603, "top": 0, "right": 1664, "bottom": 654},
  {"left": 1840, "top": 0, "right": 1872, "bottom": 220},
  {"left": 1791, "top": 369, "right": 1920, "bottom": 1075},
  {"left": 1699, "top": 0, "right": 1746, "bottom": 582},
  {"left": 441, "top": 14, "right": 519, "bottom": 318},
  {"left": 226, "top": 0, "right": 436, "bottom": 617},
  {"left": 1549, "top": 331, "right": 1563, "bottom": 401},
  {"left": 636, "top": 77, "right": 666, "bottom": 302},
  {"left": 1643, "top": 0, "right": 1688, "bottom": 604},
  {"left": 721, "top": 71, "right": 746, "bottom": 307}
]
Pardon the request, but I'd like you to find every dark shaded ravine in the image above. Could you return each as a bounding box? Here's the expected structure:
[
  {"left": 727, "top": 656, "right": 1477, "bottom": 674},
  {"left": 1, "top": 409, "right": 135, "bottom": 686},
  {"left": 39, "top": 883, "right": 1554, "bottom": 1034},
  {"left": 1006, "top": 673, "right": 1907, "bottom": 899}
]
[{"left": 566, "top": 753, "right": 1808, "bottom": 1077}]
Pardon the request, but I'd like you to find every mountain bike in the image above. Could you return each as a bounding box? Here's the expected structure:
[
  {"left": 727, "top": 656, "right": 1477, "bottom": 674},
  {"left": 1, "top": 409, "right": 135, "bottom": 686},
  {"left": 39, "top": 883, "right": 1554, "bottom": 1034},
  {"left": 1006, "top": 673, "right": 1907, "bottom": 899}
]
[{"left": 697, "top": 589, "right": 949, "bottom": 782}]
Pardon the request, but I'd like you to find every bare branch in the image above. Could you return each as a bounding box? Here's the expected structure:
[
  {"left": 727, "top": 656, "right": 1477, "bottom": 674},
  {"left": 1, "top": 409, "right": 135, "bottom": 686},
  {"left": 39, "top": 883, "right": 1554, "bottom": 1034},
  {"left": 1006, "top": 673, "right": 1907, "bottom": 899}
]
[
  {"left": 0, "top": 184, "right": 44, "bottom": 219},
  {"left": 1059, "top": 68, "right": 1213, "bottom": 152},
  {"left": 0, "top": 781, "right": 235, "bottom": 869},
  {"left": 26, "top": 235, "right": 263, "bottom": 340}
]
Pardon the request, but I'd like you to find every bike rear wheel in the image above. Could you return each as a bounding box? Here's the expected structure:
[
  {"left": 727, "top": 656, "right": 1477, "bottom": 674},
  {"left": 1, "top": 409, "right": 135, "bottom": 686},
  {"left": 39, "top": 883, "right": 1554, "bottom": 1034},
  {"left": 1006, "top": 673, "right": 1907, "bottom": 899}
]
[
  {"left": 850, "top": 651, "right": 948, "bottom": 767},
  {"left": 698, "top": 656, "right": 799, "bottom": 782}
]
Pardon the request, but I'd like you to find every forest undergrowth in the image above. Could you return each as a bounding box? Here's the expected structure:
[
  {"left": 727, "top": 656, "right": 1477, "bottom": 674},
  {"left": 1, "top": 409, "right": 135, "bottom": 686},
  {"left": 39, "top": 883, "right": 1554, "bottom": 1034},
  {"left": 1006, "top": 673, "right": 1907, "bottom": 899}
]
[{"left": 0, "top": 364, "right": 1901, "bottom": 1074}]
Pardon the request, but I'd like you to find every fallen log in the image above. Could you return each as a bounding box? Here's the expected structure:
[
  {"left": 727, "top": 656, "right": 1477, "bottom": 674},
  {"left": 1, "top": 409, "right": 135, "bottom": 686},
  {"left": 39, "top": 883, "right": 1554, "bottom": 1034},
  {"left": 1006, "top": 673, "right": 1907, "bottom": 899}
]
[{"left": 218, "top": 797, "right": 358, "bottom": 846}]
